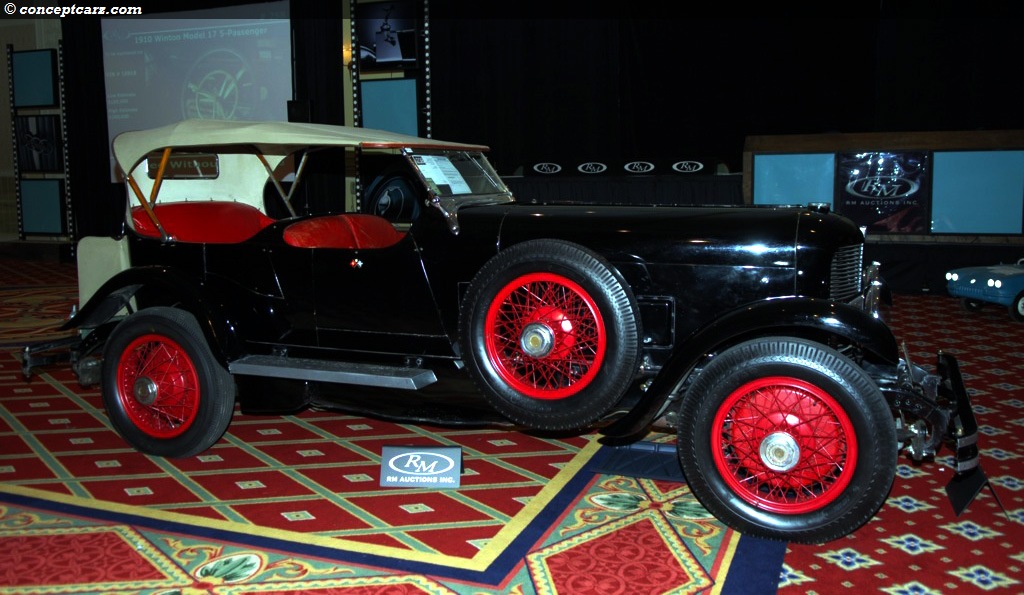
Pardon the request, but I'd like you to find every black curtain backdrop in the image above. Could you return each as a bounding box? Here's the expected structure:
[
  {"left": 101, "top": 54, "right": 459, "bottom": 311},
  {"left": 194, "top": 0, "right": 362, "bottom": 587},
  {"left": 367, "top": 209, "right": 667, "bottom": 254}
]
[
  {"left": 59, "top": 5, "right": 1024, "bottom": 235},
  {"left": 430, "top": 18, "right": 878, "bottom": 174},
  {"left": 428, "top": 20, "right": 623, "bottom": 176},
  {"left": 288, "top": 9, "right": 346, "bottom": 214},
  {"left": 61, "top": 17, "right": 122, "bottom": 239},
  {"left": 429, "top": 16, "right": 1023, "bottom": 176}
]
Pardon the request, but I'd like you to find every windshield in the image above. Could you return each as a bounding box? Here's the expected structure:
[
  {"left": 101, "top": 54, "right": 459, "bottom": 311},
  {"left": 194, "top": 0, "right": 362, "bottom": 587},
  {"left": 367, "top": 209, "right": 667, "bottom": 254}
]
[{"left": 409, "top": 150, "right": 511, "bottom": 199}]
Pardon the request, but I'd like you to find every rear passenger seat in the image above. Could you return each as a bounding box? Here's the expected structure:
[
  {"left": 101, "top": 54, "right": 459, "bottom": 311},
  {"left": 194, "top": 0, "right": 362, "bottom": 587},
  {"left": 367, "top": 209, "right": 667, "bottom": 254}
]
[{"left": 131, "top": 202, "right": 275, "bottom": 243}]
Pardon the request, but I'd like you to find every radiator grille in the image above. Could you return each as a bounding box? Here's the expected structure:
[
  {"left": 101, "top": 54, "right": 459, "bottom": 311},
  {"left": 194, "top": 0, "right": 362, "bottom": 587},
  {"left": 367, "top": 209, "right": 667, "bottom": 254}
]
[{"left": 830, "top": 244, "right": 864, "bottom": 301}]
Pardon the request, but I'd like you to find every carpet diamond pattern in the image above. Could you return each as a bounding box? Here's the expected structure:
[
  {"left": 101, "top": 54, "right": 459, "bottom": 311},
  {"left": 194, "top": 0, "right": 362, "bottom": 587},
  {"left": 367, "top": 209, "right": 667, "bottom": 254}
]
[{"left": 778, "top": 292, "right": 1024, "bottom": 594}]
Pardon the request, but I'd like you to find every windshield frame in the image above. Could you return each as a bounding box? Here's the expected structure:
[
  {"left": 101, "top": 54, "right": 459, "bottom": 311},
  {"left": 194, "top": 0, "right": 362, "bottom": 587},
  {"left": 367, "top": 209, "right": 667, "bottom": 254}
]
[{"left": 401, "top": 148, "right": 514, "bottom": 234}]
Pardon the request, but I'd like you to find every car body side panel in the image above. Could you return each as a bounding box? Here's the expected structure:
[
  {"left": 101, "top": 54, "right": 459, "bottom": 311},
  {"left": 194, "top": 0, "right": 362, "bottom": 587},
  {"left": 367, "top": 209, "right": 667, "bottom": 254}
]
[
  {"left": 412, "top": 206, "right": 507, "bottom": 343},
  {"left": 310, "top": 234, "right": 452, "bottom": 356}
]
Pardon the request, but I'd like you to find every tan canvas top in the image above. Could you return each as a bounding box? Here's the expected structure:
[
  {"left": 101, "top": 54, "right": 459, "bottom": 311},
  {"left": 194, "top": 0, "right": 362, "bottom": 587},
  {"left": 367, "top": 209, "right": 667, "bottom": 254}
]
[
  {"left": 112, "top": 119, "right": 489, "bottom": 173},
  {"left": 113, "top": 119, "right": 490, "bottom": 209}
]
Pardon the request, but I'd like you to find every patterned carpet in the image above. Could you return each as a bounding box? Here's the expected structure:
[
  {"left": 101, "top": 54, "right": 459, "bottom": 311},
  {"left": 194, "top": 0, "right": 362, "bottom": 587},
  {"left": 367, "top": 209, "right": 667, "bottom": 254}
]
[
  {"left": 0, "top": 257, "right": 783, "bottom": 594},
  {"left": 1, "top": 256, "right": 1022, "bottom": 593},
  {"left": 779, "top": 288, "right": 1024, "bottom": 594}
]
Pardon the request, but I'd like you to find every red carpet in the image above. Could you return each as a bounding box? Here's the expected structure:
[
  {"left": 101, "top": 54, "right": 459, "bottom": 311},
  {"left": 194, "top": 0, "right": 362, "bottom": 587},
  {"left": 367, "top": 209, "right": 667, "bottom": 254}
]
[
  {"left": 0, "top": 257, "right": 783, "bottom": 594},
  {"left": 3, "top": 256, "right": 1021, "bottom": 593},
  {"left": 779, "top": 290, "right": 1024, "bottom": 594}
]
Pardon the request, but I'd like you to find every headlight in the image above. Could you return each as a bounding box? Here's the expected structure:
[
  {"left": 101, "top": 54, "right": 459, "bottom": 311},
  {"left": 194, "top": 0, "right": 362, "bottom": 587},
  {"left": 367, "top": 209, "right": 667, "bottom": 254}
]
[{"left": 946, "top": 272, "right": 958, "bottom": 281}]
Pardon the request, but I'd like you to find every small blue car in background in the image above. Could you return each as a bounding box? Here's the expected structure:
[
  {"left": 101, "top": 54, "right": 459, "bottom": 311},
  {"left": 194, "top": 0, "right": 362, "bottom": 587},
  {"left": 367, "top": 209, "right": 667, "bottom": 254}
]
[{"left": 945, "top": 258, "right": 1024, "bottom": 321}]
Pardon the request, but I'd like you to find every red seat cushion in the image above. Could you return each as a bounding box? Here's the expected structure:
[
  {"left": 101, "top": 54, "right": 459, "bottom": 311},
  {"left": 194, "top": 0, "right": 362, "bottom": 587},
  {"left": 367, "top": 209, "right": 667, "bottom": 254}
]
[
  {"left": 283, "top": 214, "right": 405, "bottom": 249},
  {"left": 132, "top": 202, "right": 275, "bottom": 243}
]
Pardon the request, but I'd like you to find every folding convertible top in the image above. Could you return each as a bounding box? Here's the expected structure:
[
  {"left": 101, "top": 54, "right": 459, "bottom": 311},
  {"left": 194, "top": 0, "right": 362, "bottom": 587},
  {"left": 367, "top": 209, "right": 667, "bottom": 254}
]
[{"left": 112, "top": 119, "right": 490, "bottom": 174}]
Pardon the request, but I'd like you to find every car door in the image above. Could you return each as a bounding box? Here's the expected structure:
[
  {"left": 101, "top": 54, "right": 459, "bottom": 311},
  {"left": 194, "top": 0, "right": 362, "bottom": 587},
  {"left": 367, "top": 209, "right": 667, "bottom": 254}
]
[{"left": 308, "top": 227, "right": 451, "bottom": 357}]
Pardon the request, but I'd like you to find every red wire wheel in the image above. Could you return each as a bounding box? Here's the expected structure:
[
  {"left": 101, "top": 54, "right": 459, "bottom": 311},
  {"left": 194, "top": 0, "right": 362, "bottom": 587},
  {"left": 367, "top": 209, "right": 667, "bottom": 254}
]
[
  {"left": 115, "top": 333, "right": 201, "bottom": 439},
  {"left": 711, "top": 376, "right": 858, "bottom": 514},
  {"left": 484, "top": 272, "right": 607, "bottom": 399}
]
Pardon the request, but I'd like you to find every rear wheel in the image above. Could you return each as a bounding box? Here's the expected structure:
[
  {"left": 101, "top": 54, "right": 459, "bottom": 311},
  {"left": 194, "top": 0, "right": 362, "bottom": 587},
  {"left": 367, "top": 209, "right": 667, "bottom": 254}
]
[
  {"left": 460, "top": 239, "right": 641, "bottom": 430},
  {"left": 101, "top": 307, "right": 234, "bottom": 457},
  {"left": 676, "top": 337, "right": 896, "bottom": 544}
]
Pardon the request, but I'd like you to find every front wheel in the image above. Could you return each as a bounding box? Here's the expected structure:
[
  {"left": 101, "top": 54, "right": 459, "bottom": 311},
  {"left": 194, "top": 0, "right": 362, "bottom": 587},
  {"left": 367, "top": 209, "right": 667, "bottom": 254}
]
[
  {"left": 101, "top": 307, "right": 235, "bottom": 457},
  {"left": 676, "top": 337, "right": 897, "bottom": 544},
  {"left": 1010, "top": 292, "right": 1024, "bottom": 322}
]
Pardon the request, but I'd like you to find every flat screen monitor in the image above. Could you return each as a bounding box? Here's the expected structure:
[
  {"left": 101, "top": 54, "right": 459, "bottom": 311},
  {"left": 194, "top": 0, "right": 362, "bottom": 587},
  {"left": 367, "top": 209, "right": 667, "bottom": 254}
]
[{"left": 100, "top": 1, "right": 291, "bottom": 181}]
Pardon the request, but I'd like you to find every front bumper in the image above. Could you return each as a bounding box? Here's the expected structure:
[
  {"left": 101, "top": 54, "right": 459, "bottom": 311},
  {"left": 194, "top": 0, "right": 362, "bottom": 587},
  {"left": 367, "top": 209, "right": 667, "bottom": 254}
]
[
  {"left": 936, "top": 352, "right": 989, "bottom": 515},
  {"left": 946, "top": 283, "right": 1013, "bottom": 307},
  {"left": 880, "top": 342, "right": 988, "bottom": 516}
]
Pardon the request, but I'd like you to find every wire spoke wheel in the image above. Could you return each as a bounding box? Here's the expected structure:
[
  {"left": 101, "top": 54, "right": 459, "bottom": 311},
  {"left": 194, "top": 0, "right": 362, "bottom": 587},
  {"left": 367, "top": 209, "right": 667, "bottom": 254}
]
[
  {"left": 713, "top": 376, "right": 857, "bottom": 514},
  {"left": 460, "top": 239, "right": 640, "bottom": 430},
  {"left": 677, "top": 337, "right": 897, "bottom": 544},
  {"left": 116, "top": 333, "right": 201, "bottom": 438},
  {"left": 102, "top": 307, "right": 235, "bottom": 458},
  {"left": 485, "top": 272, "right": 606, "bottom": 399}
]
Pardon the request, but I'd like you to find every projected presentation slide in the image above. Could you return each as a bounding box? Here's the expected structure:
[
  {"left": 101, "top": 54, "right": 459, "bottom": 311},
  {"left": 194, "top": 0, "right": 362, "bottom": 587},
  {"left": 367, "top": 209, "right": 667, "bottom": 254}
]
[{"left": 101, "top": 2, "right": 291, "bottom": 178}]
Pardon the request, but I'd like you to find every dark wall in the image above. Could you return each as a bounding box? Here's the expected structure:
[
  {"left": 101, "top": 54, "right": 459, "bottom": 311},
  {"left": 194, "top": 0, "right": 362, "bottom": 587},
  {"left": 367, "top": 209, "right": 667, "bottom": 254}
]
[
  {"left": 429, "top": 17, "right": 1024, "bottom": 175},
  {"left": 60, "top": 5, "right": 1024, "bottom": 235}
]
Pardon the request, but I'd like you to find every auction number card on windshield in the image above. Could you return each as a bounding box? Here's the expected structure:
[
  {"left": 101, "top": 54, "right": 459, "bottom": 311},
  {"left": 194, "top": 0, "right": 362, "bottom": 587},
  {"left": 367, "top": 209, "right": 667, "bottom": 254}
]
[{"left": 412, "top": 154, "right": 471, "bottom": 195}]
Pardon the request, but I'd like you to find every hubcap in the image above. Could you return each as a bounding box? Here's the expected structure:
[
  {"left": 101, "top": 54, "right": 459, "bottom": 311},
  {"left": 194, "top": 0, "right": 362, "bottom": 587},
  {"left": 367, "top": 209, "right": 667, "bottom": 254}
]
[
  {"left": 759, "top": 431, "right": 801, "bottom": 472},
  {"left": 520, "top": 322, "right": 555, "bottom": 357},
  {"left": 133, "top": 376, "right": 159, "bottom": 406}
]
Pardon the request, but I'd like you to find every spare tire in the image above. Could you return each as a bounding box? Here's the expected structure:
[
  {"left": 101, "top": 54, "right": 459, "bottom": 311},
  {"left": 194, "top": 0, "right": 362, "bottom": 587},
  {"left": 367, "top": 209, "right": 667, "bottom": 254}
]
[{"left": 459, "top": 239, "right": 641, "bottom": 430}]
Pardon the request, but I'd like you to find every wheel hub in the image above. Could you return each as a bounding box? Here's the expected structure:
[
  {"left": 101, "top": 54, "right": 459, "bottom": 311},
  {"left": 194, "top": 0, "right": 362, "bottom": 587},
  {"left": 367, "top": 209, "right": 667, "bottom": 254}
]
[
  {"left": 519, "top": 322, "right": 555, "bottom": 358},
  {"left": 759, "top": 431, "right": 801, "bottom": 472},
  {"left": 133, "top": 376, "right": 159, "bottom": 406}
]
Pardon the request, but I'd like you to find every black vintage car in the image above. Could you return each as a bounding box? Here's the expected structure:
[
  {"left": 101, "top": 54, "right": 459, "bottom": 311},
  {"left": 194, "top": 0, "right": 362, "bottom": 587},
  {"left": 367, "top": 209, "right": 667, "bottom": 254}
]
[{"left": 24, "top": 119, "right": 985, "bottom": 544}]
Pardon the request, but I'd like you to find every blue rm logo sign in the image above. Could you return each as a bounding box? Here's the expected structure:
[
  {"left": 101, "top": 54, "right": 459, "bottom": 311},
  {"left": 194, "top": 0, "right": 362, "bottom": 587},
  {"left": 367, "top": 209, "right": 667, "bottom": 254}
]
[{"left": 380, "top": 446, "right": 462, "bottom": 489}]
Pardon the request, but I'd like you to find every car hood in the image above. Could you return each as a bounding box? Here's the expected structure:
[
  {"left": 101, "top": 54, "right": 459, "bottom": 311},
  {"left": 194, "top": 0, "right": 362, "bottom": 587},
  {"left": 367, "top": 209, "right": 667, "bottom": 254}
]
[
  {"left": 460, "top": 203, "right": 863, "bottom": 270},
  {"left": 949, "top": 264, "right": 1024, "bottom": 280}
]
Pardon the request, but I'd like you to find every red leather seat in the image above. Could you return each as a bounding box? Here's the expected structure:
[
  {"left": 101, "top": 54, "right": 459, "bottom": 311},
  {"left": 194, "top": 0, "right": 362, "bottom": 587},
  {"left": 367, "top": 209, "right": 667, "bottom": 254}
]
[
  {"left": 132, "top": 202, "right": 275, "bottom": 243},
  {"left": 283, "top": 214, "right": 405, "bottom": 249}
]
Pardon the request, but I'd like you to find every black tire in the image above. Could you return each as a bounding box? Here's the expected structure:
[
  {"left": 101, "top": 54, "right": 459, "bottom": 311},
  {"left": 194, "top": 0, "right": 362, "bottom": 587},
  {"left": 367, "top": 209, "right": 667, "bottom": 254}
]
[
  {"left": 101, "top": 307, "right": 235, "bottom": 457},
  {"left": 1010, "top": 292, "right": 1024, "bottom": 322},
  {"left": 459, "top": 239, "right": 641, "bottom": 431},
  {"left": 363, "top": 169, "right": 423, "bottom": 224},
  {"left": 676, "top": 337, "right": 897, "bottom": 544},
  {"left": 961, "top": 298, "right": 985, "bottom": 313}
]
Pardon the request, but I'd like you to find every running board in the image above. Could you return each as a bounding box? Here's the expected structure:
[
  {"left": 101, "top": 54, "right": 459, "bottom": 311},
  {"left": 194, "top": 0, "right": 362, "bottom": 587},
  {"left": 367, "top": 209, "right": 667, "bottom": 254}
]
[{"left": 229, "top": 355, "right": 437, "bottom": 390}]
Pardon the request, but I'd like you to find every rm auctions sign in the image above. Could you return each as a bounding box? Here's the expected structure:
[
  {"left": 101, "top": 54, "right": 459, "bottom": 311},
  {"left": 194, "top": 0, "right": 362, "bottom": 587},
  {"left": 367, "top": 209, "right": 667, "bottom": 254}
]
[{"left": 380, "top": 446, "right": 463, "bottom": 489}]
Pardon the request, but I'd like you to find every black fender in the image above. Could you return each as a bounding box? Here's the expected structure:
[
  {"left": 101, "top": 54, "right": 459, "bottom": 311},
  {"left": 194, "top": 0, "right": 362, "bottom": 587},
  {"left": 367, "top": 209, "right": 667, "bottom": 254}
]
[
  {"left": 601, "top": 296, "right": 901, "bottom": 438},
  {"left": 62, "top": 265, "right": 242, "bottom": 366}
]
